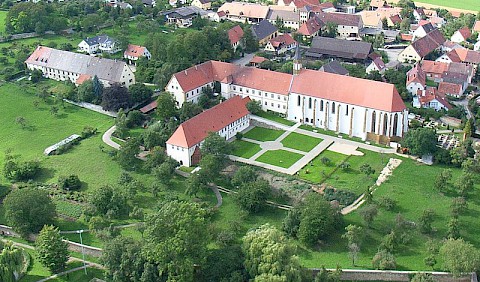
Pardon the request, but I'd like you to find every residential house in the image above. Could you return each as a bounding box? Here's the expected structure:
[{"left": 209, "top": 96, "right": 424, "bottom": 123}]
[
  {"left": 278, "top": 0, "right": 335, "bottom": 13},
  {"left": 413, "top": 87, "right": 451, "bottom": 111},
  {"left": 319, "top": 60, "right": 349, "bottom": 75},
  {"left": 359, "top": 7, "right": 402, "bottom": 29},
  {"left": 421, "top": 60, "right": 472, "bottom": 94},
  {"left": 162, "top": 6, "right": 208, "bottom": 28},
  {"left": 440, "top": 40, "right": 462, "bottom": 53},
  {"left": 251, "top": 20, "right": 278, "bottom": 46},
  {"left": 437, "top": 82, "right": 464, "bottom": 98},
  {"left": 412, "top": 22, "right": 436, "bottom": 40},
  {"left": 406, "top": 64, "right": 426, "bottom": 95},
  {"left": 228, "top": 25, "right": 244, "bottom": 53},
  {"left": 249, "top": 56, "right": 267, "bottom": 67},
  {"left": 166, "top": 96, "right": 251, "bottom": 167},
  {"left": 266, "top": 6, "right": 300, "bottom": 30},
  {"left": 166, "top": 60, "right": 408, "bottom": 145},
  {"left": 217, "top": 2, "right": 269, "bottom": 23},
  {"left": 428, "top": 16, "right": 445, "bottom": 28},
  {"left": 208, "top": 11, "right": 227, "bottom": 22},
  {"left": 315, "top": 12, "right": 363, "bottom": 39},
  {"left": 265, "top": 34, "right": 297, "bottom": 54},
  {"left": 297, "top": 16, "right": 323, "bottom": 38},
  {"left": 124, "top": 44, "right": 151, "bottom": 64},
  {"left": 436, "top": 48, "right": 480, "bottom": 70},
  {"left": 413, "top": 8, "right": 425, "bottom": 22},
  {"left": 473, "top": 21, "right": 480, "bottom": 38},
  {"left": 421, "top": 60, "right": 449, "bottom": 82},
  {"left": 369, "top": 0, "right": 387, "bottom": 10},
  {"left": 78, "top": 35, "right": 119, "bottom": 54},
  {"left": 366, "top": 57, "right": 386, "bottom": 74},
  {"left": 25, "top": 46, "right": 135, "bottom": 88},
  {"left": 398, "top": 28, "right": 445, "bottom": 63},
  {"left": 359, "top": 11, "right": 383, "bottom": 29},
  {"left": 191, "top": 0, "right": 211, "bottom": 10},
  {"left": 298, "top": 2, "right": 336, "bottom": 24},
  {"left": 474, "top": 41, "right": 480, "bottom": 51},
  {"left": 388, "top": 14, "right": 401, "bottom": 27},
  {"left": 451, "top": 27, "right": 471, "bottom": 43},
  {"left": 305, "top": 36, "right": 373, "bottom": 63}
]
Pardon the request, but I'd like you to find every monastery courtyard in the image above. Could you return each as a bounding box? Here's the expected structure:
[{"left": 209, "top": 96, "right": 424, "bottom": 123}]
[{"left": 230, "top": 115, "right": 397, "bottom": 175}]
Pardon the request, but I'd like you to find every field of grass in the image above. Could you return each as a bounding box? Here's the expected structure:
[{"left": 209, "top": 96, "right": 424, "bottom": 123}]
[
  {"left": 281, "top": 132, "right": 322, "bottom": 152},
  {"left": 0, "top": 11, "right": 7, "bottom": 34},
  {"left": 414, "top": 0, "right": 480, "bottom": 12},
  {"left": 255, "top": 111, "right": 295, "bottom": 126},
  {"left": 256, "top": 150, "right": 303, "bottom": 168},
  {"left": 299, "top": 150, "right": 348, "bottom": 183},
  {"left": 244, "top": 127, "right": 285, "bottom": 142},
  {"left": 231, "top": 140, "right": 262, "bottom": 158}
]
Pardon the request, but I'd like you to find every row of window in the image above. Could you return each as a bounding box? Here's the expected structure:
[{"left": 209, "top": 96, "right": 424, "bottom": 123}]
[{"left": 232, "top": 85, "right": 287, "bottom": 101}]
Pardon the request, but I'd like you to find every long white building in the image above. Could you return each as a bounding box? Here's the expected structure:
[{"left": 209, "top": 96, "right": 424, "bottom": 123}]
[{"left": 25, "top": 46, "right": 135, "bottom": 88}]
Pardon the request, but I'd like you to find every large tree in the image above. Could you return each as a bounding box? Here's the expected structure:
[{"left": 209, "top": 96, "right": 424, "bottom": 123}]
[
  {"left": 129, "top": 83, "right": 153, "bottom": 104},
  {"left": 201, "top": 132, "right": 233, "bottom": 157},
  {"left": 76, "top": 79, "right": 95, "bottom": 103},
  {"left": 298, "top": 193, "right": 340, "bottom": 246},
  {"left": 3, "top": 188, "right": 56, "bottom": 237},
  {"left": 88, "top": 185, "right": 130, "bottom": 218},
  {"left": 0, "top": 242, "right": 23, "bottom": 282},
  {"left": 116, "top": 137, "right": 141, "bottom": 170},
  {"left": 143, "top": 201, "right": 209, "bottom": 281},
  {"left": 439, "top": 238, "right": 480, "bottom": 277},
  {"left": 242, "top": 224, "right": 304, "bottom": 281},
  {"left": 156, "top": 92, "right": 177, "bottom": 121},
  {"left": 401, "top": 128, "right": 437, "bottom": 156},
  {"left": 101, "top": 83, "right": 131, "bottom": 111},
  {"left": 36, "top": 225, "right": 69, "bottom": 273},
  {"left": 235, "top": 179, "right": 271, "bottom": 213}
]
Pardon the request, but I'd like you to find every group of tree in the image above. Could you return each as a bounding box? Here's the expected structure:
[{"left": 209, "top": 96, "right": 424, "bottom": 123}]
[
  {"left": 5, "top": 3, "right": 68, "bottom": 34},
  {"left": 3, "top": 152, "right": 41, "bottom": 182}
]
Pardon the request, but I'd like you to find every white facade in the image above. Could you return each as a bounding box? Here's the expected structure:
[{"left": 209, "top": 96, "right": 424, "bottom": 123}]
[
  {"left": 287, "top": 93, "right": 408, "bottom": 139},
  {"left": 124, "top": 47, "right": 152, "bottom": 62},
  {"left": 407, "top": 81, "right": 425, "bottom": 95},
  {"left": 450, "top": 31, "right": 467, "bottom": 43},
  {"left": 166, "top": 76, "right": 215, "bottom": 107},
  {"left": 366, "top": 61, "right": 385, "bottom": 74},
  {"left": 78, "top": 40, "right": 98, "bottom": 54},
  {"left": 166, "top": 115, "right": 250, "bottom": 166},
  {"left": 474, "top": 41, "right": 480, "bottom": 51},
  {"left": 337, "top": 24, "right": 360, "bottom": 39},
  {"left": 221, "top": 85, "right": 289, "bottom": 115},
  {"left": 398, "top": 45, "right": 421, "bottom": 63},
  {"left": 413, "top": 96, "right": 449, "bottom": 111}
]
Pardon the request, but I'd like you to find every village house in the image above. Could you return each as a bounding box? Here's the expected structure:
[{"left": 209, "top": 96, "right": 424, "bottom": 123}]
[
  {"left": 438, "top": 82, "right": 464, "bottom": 98},
  {"left": 228, "top": 25, "right": 244, "bottom": 53},
  {"left": 217, "top": 2, "right": 270, "bottom": 23},
  {"left": 369, "top": 0, "right": 387, "bottom": 10},
  {"left": 165, "top": 58, "right": 408, "bottom": 145},
  {"left": 166, "top": 95, "right": 251, "bottom": 167},
  {"left": 123, "top": 44, "right": 151, "bottom": 64},
  {"left": 412, "top": 21, "right": 436, "bottom": 40},
  {"left": 191, "top": 0, "right": 211, "bottom": 10},
  {"left": 319, "top": 60, "right": 349, "bottom": 76},
  {"left": 366, "top": 57, "right": 386, "bottom": 74},
  {"left": 298, "top": 2, "right": 336, "bottom": 24},
  {"left": 436, "top": 48, "right": 480, "bottom": 70},
  {"left": 25, "top": 46, "right": 135, "bottom": 87},
  {"left": 360, "top": 7, "right": 402, "bottom": 29},
  {"left": 406, "top": 64, "right": 426, "bottom": 95},
  {"left": 297, "top": 16, "right": 323, "bottom": 38},
  {"left": 413, "top": 87, "right": 451, "bottom": 111},
  {"left": 208, "top": 11, "right": 227, "bottom": 22},
  {"left": 78, "top": 35, "right": 120, "bottom": 54},
  {"left": 265, "top": 33, "right": 297, "bottom": 55},
  {"left": 305, "top": 36, "right": 373, "bottom": 63},
  {"left": 451, "top": 27, "right": 472, "bottom": 43},
  {"left": 413, "top": 8, "right": 425, "bottom": 22},
  {"left": 267, "top": 6, "right": 300, "bottom": 30},
  {"left": 398, "top": 28, "right": 445, "bottom": 63},
  {"left": 315, "top": 12, "right": 363, "bottom": 39},
  {"left": 161, "top": 6, "right": 208, "bottom": 28},
  {"left": 251, "top": 20, "right": 279, "bottom": 46},
  {"left": 249, "top": 56, "right": 268, "bottom": 67},
  {"left": 440, "top": 40, "right": 463, "bottom": 53}
]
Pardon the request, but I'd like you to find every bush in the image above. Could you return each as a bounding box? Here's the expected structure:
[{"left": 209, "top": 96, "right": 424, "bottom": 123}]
[
  {"left": 81, "top": 126, "right": 97, "bottom": 139},
  {"left": 378, "top": 196, "right": 397, "bottom": 211},
  {"left": 58, "top": 175, "right": 81, "bottom": 191},
  {"left": 126, "top": 110, "right": 144, "bottom": 128},
  {"left": 235, "top": 132, "right": 243, "bottom": 140},
  {"left": 372, "top": 250, "right": 396, "bottom": 270},
  {"left": 3, "top": 157, "right": 41, "bottom": 181},
  {"left": 323, "top": 187, "right": 357, "bottom": 206}
]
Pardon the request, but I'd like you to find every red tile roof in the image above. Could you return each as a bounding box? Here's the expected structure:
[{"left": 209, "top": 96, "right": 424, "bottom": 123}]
[
  {"left": 451, "top": 48, "right": 480, "bottom": 64},
  {"left": 140, "top": 100, "right": 158, "bottom": 113},
  {"left": 438, "top": 82, "right": 462, "bottom": 97},
  {"left": 400, "top": 34, "right": 413, "bottom": 41},
  {"left": 372, "top": 57, "right": 386, "bottom": 71},
  {"left": 407, "top": 64, "right": 426, "bottom": 86},
  {"left": 411, "top": 29, "right": 446, "bottom": 57},
  {"left": 228, "top": 25, "right": 244, "bottom": 45},
  {"left": 124, "top": 44, "right": 146, "bottom": 58},
  {"left": 291, "top": 69, "right": 406, "bottom": 112},
  {"left": 268, "top": 33, "right": 296, "bottom": 48},
  {"left": 76, "top": 74, "right": 91, "bottom": 85},
  {"left": 417, "top": 87, "right": 452, "bottom": 109},
  {"left": 171, "top": 61, "right": 239, "bottom": 92},
  {"left": 455, "top": 27, "right": 471, "bottom": 41},
  {"left": 473, "top": 21, "right": 480, "bottom": 33},
  {"left": 249, "top": 55, "right": 267, "bottom": 64},
  {"left": 316, "top": 12, "right": 362, "bottom": 27},
  {"left": 389, "top": 14, "right": 401, "bottom": 25},
  {"left": 298, "top": 16, "right": 323, "bottom": 36},
  {"left": 231, "top": 67, "right": 292, "bottom": 95},
  {"left": 421, "top": 60, "right": 448, "bottom": 75},
  {"left": 166, "top": 96, "right": 250, "bottom": 148}
]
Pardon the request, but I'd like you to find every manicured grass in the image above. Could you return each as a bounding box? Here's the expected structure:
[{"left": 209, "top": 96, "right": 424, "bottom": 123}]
[
  {"left": 256, "top": 150, "right": 303, "bottom": 168},
  {"left": 231, "top": 140, "right": 262, "bottom": 158},
  {"left": 281, "top": 132, "right": 322, "bottom": 152},
  {"left": 299, "top": 150, "right": 348, "bottom": 183},
  {"left": 299, "top": 158, "right": 480, "bottom": 270},
  {"left": 243, "top": 127, "right": 285, "bottom": 142},
  {"left": 414, "top": 0, "right": 480, "bottom": 12},
  {"left": 255, "top": 111, "right": 295, "bottom": 126}
]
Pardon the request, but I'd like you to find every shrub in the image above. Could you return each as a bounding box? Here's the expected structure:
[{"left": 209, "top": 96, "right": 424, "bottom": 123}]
[
  {"left": 323, "top": 187, "right": 357, "bottom": 206},
  {"left": 58, "top": 175, "right": 81, "bottom": 191},
  {"left": 378, "top": 196, "right": 397, "bottom": 211},
  {"left": 235, "top": 132, "right": 243, "bottom": 140},
  {"left": 81, "top": 126, "right": 97, "bottom": 138},
  {"left": 372, "top": 250, "right": 396, "bottom": 270}
]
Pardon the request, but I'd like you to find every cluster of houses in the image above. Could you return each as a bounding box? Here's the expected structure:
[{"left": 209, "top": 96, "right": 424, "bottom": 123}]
[{"left": 164, "top": 55, "right": 408, "bottom": 166}]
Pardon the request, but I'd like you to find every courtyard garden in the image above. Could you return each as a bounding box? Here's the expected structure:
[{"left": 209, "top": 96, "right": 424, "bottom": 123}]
[
  {"left": 281, "top": 132, "right": 323, "bottom": 152},
  {"left": 243, "top": 127, "right": 285, "bottom": 141},
  {"left": 256, "top": 150, "right": 304, "bottom": 168},
  {"left": 231, "top": 140, "right": 262, "bottom": 158}
]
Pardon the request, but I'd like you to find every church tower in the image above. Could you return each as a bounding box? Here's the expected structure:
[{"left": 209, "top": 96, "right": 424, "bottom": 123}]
[{"left": 293, "top": 45, "right": 302, "bottom": 76}]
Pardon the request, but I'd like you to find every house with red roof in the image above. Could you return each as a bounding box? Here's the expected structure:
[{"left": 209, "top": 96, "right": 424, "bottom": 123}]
[
  {"left": 438, "top": 82, "right": 463, "bottom": 98},
  {"left": 366, "top": 57, "right": 386, "bottom": 74},
  {"left": 297, "top": 16, "right": 323, "bottom": 38},
  {"left": 123, "top": 44, "right": 151, "bottom": 64},
  {"left": 166, "top": 95, "right": 251, "bottom": 166},
  {"left": 165, "top": 59, "right": 408, "bottom": 145},
  {"left": 398, "top": 28, "right": 445, "bottom": 62},
  {"left": 406, "top": 64, "right": 426, "bottom": 95},
  {"left": 228, "top": 25, "right": 244, "bottom": 52},
  {"left": 191, "top": 0, "right": 211, "bottom": 10},
  {"left": 248, "top": 56, "right": 268, "bottom": 67},
  {"left": 265, "top": 34, "right": 297, "bottom": 55},
  {"left": 437, "top": 48, "right": 480, "bottom": 70},
  {"left": 451, "top": 27, "right": 472, "bottom": 43},
  {"left": 413, "top": 87, "right": 451, "bottom": 111}
]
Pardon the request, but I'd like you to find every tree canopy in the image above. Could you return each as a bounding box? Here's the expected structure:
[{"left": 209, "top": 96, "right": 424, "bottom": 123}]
[{"left": 401, "top": 128, "right": 438, "bottom": 156}]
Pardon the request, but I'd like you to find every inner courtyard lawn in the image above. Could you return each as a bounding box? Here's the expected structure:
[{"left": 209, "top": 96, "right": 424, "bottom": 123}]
[
  {"left": 231, "top": 140, "right": 262, "bottom": 158},
  {"left": 299, "top": 150, "right": 349, "bottom": 183},
  {"left": 243, "top": 127, "right": 285, "bottom": 142},
  {"left": 255, "top": 111, "right": 295, "bottom": 126},
  {"left": 256, "top": 150, "right": 303, "bottom": 168},
  {"left": 281, "top": 132, "right": 322, "bottom": 152}
]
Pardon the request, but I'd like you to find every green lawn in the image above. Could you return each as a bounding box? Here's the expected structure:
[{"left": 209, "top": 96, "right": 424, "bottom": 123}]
[
  {"left": 256, "top": 150, "right": 303, "bottom": 168},
  {"left": 281, "top": 132, "right": 322, "bottom": 152},
  {"left": 255, "top": 111, "right": 295, "bottom": 126},
  {"left": 231, "top": 140, "right": 262, "bottom": 158},
  {"left": 299, "top": 150, "right": 348, "bottom": 183},
  {"left": 415, "top": 0, "right": 480, "bottom": 11},
  {"left": 0, "top": 11, "right": 7, "bottom": 34},
  {"left": 243, "top": 127, "right": 285, "bottom": 142},
  {"left": 300, "top": 158, "right": 480, "bottom": 270}
]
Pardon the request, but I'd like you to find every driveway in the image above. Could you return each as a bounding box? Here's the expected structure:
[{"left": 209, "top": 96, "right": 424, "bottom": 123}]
[{"left": 231, "top": 53, "right": 255, "bottom": 66}]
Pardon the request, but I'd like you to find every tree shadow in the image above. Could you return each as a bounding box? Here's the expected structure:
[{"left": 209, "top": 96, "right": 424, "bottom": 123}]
[
  {"left": 55, "top": 113, "right": 68, "bottom": 119},
  {"left": 35, "top": 167, "right": 57, "bottom": 183}
]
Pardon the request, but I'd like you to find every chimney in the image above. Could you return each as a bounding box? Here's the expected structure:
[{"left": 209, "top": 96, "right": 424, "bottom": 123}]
[
  {"left": 195, "top": 65, "right": 198, "bottom": 70},
  {"left": 184, "top": 70, "right": 188, "bottom": 75}
]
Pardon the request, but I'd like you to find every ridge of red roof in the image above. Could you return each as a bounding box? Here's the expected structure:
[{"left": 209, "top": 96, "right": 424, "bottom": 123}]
[
  {"left": 269, "top": 33, "right": 296, "bottom": 48},
  {"left": 473, "top": 21, "right": 480, "bottom": 32},
  {"left": 452, "top": 48, "right": 480, "bottom": 64},
  {"left": 456, "top": 27, "right": 471, "bottom": 40},
  {"left": 406, "top": 64, "right": 426, "bottom": 86},
  {"left": 421, "top": 60, "right": 448, "bottom": 75},
  {"left": 411, "top": 29, "right": 446, "bottom": 57},
  {"left": 228, "top": 25, "right": 244, "bottom": 45},
  {"left": 166, "top": 96, "right": 251, "bottom": 148},
  {"left": 124, "top": 44, "right": 146, "bottom": 58},
  {"left": 418, "top": 87, "right": 452, "bottom": 109},
  {"left": 298, "top": 16, "right": 323, "bottom": 36},
  {"left": 438, "top": 82, "right": 462, "bottom": 98}
]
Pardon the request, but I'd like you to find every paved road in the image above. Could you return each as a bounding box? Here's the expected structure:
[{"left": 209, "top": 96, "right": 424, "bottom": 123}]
[
  {"left": 102, "top": 126, "right": 121, "bottom": 149},
  {"left": 231, "top": 53, "right": 255, "bottom": 66},
  {"left": 452, "top": 98, "right": 480, "bottom": 135}
]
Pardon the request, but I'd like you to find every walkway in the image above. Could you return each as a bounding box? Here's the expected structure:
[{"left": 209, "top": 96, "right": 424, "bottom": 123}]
[
  {"left": 64, "top": 100, "right": 117, "bottom": 117},
  {"left": 102, "top": 126, "right": 121, "bottom": 150}
]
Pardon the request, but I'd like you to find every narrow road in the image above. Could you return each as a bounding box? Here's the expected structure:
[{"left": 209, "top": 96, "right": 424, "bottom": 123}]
[
  {"left": 231, "top": 53, "right": 255, "bottom": 66},
  {"left": 102, "top": 126, "right": 121, "bottom": 149}
]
